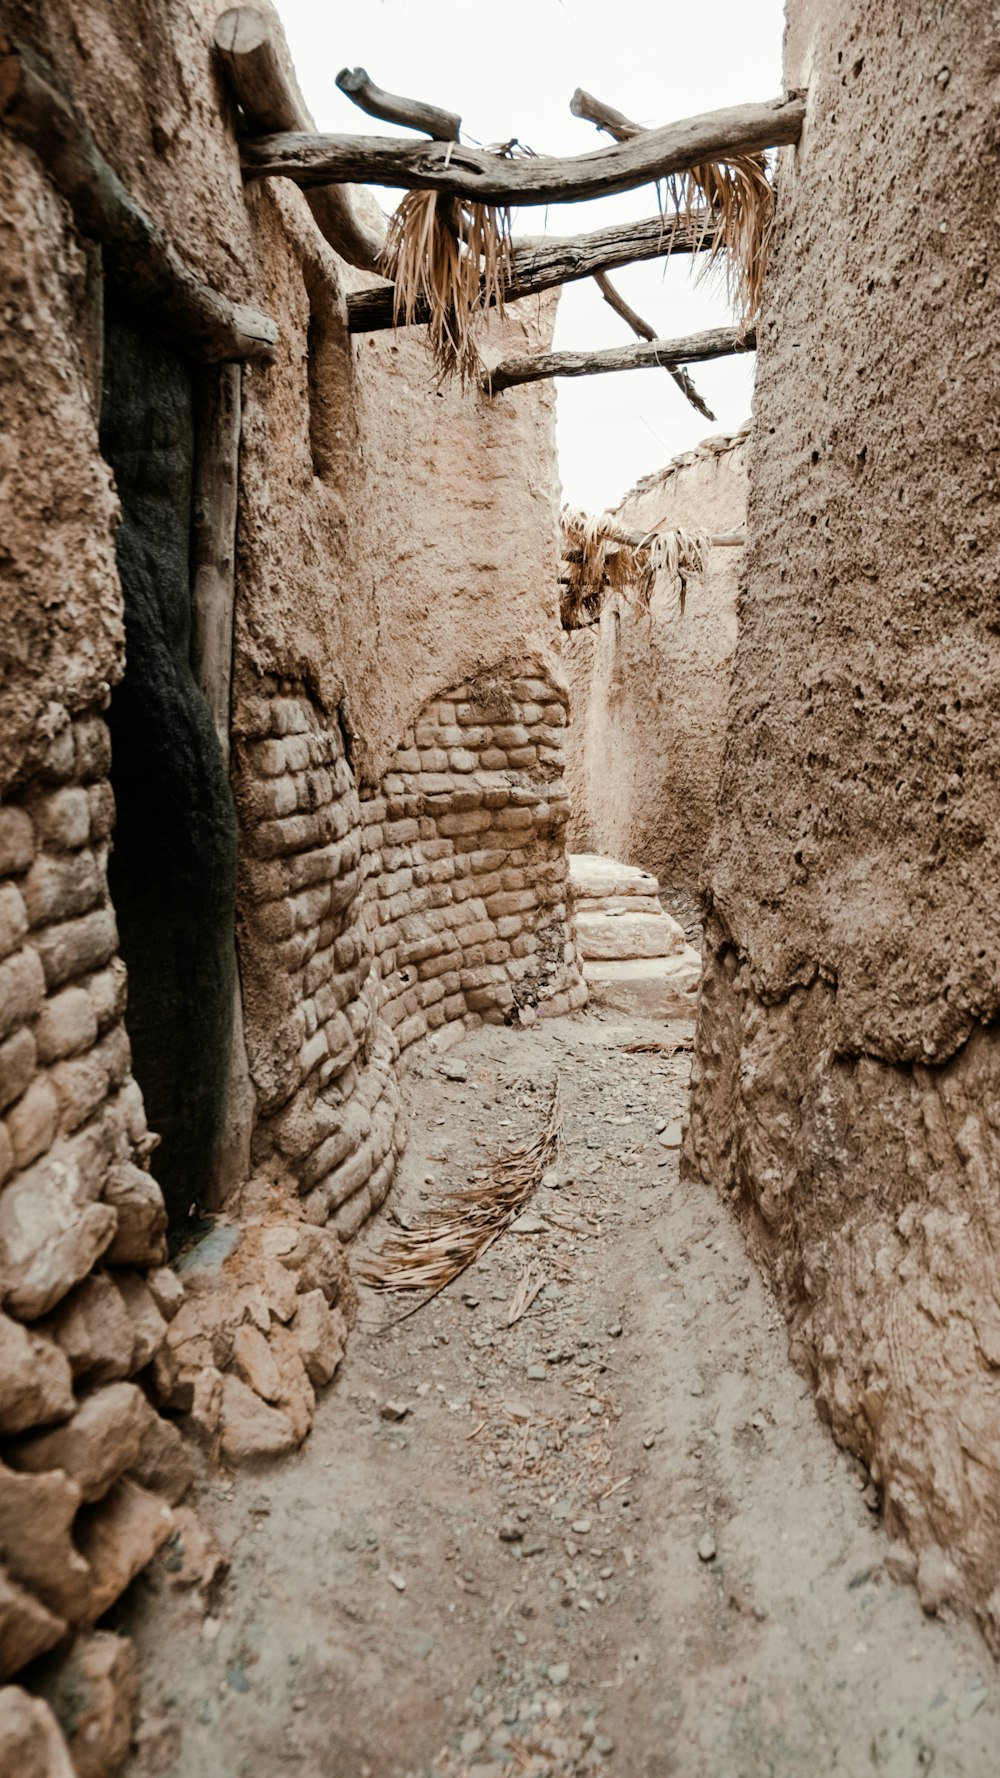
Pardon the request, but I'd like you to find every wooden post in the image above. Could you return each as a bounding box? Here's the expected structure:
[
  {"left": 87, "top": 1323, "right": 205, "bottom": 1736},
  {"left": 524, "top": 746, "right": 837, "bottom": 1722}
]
[
  {"left": 190, "top": 361, "right": 255, "bottom": 1201},
  {"left": 214, "top": 8, "right": 386, "bottom": 272}
]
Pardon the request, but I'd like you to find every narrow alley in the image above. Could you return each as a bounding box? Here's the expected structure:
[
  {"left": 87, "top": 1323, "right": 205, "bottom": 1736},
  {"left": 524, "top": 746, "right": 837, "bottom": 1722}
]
[{"left": 124, "top": 999, "right": 999, "bottom": 1778}]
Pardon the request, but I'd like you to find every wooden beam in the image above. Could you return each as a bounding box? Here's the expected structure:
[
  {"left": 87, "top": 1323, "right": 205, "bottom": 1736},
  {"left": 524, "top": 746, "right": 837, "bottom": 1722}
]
[
  {"left": 191, "top": 364, "right": 241, "bottom": 759},
  {"left": 240, "top": 92, "right": 805, "bottom": 206},
  {"left": 335, "top": 66, "right": 460, "bottom": 140},
  {"left": 214, "top": 7, "right": 385, "bottom": 272},
  {"left": 570, "top": 88, "right": 640, "bottom": 142},
  {"left": 0, "top": 37, "right": 277, "bottom": 362},
  {"left": 346, "top": 210, "right": 716, "bottom": 334},
  {"left": 483, "top": 326, "right": 755, "bottom": 394},
  {"left": 563, "top": 530, "right": 745, "bottom": 563},
  {"left": 594, "top": 271, "right": 715, "bottom": 422}
]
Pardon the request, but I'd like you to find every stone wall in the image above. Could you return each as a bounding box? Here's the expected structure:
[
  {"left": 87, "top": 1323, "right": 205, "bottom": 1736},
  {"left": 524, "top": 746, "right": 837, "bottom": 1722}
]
[
  {"left": 563, "top": 431, "right": 745, "bottom": 892},
  {"left": 0, "top": 700, "right": 190, "bottom": 1675},
  {"left": 685, "top": 0, "right": 1000, "bottom": 1640}
]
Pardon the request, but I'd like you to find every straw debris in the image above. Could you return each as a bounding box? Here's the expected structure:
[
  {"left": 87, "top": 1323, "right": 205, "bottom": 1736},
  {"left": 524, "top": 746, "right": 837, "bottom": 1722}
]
[
  {"left": 360, "top": 1080, "right": 562, "bottom": 1302},
  {"left": 380, "top": 187, "right": 512, "bottom": 386},
  {"left": 560, "top": 509, "right": 711, "bottom": 630}
]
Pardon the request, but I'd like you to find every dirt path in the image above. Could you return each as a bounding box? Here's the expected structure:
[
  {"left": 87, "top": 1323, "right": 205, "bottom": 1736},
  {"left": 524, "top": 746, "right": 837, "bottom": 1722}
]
[{"left": 124, "top": 1007, "right": 999, "bottom": 1777}]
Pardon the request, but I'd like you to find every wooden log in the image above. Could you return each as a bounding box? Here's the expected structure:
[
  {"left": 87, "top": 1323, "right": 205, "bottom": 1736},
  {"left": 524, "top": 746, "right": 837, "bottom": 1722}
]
[
  {"left": 594, "top": 271, "right": 715, "bottom": 422},
  {"left": 240, "top": 92, "right": 806, "bottom": 206},
  {"left": 335, "top": 66, "right": 460, "bottom": 140},
  {"left": 0, "top": 37, "right": 277, "bottom": 362},
  {"left": 191, "top": 364, "right": 241, "bottom": 759},
  {"left": 484, "top": 326, "right": 755, "bottom": 394},
  {"left": 570, "top": 88, "right": 640, "bottom": 142},
  {"left": 214, "top": 7, "right": 385, "bottom": 272},
  {"left": 563, "top": 530, "right": 745, "bottom": 562},
  {"left": 347, "top": 210, "right": 716, "bottom": 334}
]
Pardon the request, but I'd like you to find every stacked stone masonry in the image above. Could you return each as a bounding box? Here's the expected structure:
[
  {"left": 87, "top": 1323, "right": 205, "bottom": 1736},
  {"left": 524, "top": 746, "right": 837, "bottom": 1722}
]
[
  {"left": 232, "top": 674, "right": 406, "bottom": 1245},
  {"left": 0, "top": 703, "right": 189, "bottom": 1688},
  {"left": 360, "top": 666, "right": 587, "bottom": 1061}
]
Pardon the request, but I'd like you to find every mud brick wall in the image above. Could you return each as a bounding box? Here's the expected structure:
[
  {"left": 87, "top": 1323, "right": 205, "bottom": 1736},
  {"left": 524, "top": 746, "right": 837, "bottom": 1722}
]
[
  {"left": 232, "top": 675, "right": 405, "bottom": 1244},
  {"left": 360, "top": 666, "right": 586, "bottom": 1057},
  {"left": 0, "top": 703, "right": 190, "bottom": 1683},
  {"left": 685, "top": 0, "right": 1000, "bottom": 1641}
]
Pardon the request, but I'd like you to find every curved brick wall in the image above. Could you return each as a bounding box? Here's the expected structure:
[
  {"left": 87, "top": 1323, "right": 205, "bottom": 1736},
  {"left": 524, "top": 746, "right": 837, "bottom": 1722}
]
[
  {"left": 231, "top": 675, "right": 405, "bottom": 1245},
  {"left": 233, "top": 661, "right": 585, "bottom": 1244},
  {"left": 361, "top": 663, "right": 586, "bottom": 1054}
]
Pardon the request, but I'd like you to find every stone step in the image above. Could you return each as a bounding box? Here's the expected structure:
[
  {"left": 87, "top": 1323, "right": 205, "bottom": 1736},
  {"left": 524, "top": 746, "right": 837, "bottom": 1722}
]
[
  {"left": 583, "top": 948, "right": 701, "bottom": 1020},
  {"left": 568, "top": 853, "right": 659, "bottom": 903},
  {"left": 575, "top": 908, "right": 687, "bottom": 962}
]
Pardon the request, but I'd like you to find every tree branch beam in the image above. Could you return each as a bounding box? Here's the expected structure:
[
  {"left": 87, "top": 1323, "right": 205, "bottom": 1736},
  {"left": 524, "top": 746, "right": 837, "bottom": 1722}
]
[
  {"left": 335, "top": 66, "right": 460, "bottom": 140},
  {"left": 240, "top": 92, "right": 805, "bottom": 206},
  {"left": 346, "top": 210, "right": 716, "bottom": 334},
  {"left": 570, "top": 88, "right": 640, "bottom": 142},
  {"left": 483, "top": 326, "right": 754, "bottom": 394},
  {"left": 0, "top": 35, "right": 278, "bottom": 362},
  {"left": 593, "top": 271, "right": 715, "bottom": 421},
  {"left": 214, "top": 7, "right": 385, "bottom": 272}
]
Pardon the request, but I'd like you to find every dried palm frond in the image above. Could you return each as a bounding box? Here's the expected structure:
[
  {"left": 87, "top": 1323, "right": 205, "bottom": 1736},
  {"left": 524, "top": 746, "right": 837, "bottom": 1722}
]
[
  {"left": 659, "top": 153, "right": 775, "bottom": 331},
  {"left": 559, "top": 507, "right": 710, "bottom": 628},
  {"left": 621, "top": 1036, "right": 694, "bottom": 1055},
  {"left": 380, "top": 188, "right": 512, "bottom": 386},
  {"left": 360, "top": 1081, "right": 561, "bottom": 1304}
]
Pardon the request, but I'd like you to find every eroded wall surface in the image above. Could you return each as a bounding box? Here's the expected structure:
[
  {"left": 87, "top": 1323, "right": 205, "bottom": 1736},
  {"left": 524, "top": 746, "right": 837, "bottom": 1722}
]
[
  {"left": 686, "top": 0, "right": 1000, "bottom": 1638},
  {"left": 0, "top": 0, "right": 580, "bottom": 1737},
  {"left": 564, "top": 432, "right": 745, "bottom": 891}
]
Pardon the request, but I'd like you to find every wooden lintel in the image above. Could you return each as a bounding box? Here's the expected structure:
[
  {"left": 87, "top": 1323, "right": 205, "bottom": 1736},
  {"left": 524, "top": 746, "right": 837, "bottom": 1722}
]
[
  {"left": 347, "top": 211, "right": 716, "bottom": 335},
  {"left": 0, "top": 36, "right": 277, "bottom": 363},
  {"left": 214, "top": 8, "right": 385, "bottom": 272},
  {"left": 0, "top": 37, "right": 274, "bottom": 364},
  {"left": 240, "top": 93, "right": 805, "bottom": 206},
  {"left": 483, "top": 326, "right": 755, "bottom": 394}
]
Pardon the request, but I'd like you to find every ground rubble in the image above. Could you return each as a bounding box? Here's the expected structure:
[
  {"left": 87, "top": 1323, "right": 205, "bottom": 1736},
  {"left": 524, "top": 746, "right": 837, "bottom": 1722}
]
[{"left": 120, "top": 1005, "right": 1000, "bottom": 1778}]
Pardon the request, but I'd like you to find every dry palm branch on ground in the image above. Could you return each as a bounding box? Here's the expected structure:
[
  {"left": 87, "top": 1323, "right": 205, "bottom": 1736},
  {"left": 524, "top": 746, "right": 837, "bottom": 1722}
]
[{"left": 360, "top": 1079, "right": 562, "bottom": 1309}]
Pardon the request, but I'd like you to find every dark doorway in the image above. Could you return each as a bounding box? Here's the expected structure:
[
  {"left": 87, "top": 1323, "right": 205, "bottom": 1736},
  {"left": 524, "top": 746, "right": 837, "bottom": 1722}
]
[{"left": 99, "top": 309, "right": 239, "bottom": 1234}]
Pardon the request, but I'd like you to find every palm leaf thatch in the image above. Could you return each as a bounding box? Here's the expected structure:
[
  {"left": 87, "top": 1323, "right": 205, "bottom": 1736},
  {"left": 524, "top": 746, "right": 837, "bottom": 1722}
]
[
  {"left": 559, "top": 508, "right": 710, "bottom": 629},
  {"left": 380, "top": 189, "right": 512, "bottom": 386},
  {"left": 359, "top": 1080, "right": 562, "bottom": 1301},
  {"left": 661, "top": 154, "right": 775, "bottom": 331}
]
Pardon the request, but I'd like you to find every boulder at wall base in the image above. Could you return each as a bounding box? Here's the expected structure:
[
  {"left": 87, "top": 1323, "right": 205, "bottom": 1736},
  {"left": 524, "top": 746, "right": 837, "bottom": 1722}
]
[
  {"left": 0, "top": 1462, "right": 90, "bottom": 1621},
  {"left": 8, "top": 1382, "right": 153, "bottom": 1503},
  {"left": 574, "top": 908, "right": 687, "bottom": 962},
  {"left": 0, "top": 1312, "right": 75, "bottom": 1433},
  {"left": 0, "top": 1687, "right": 75, "bottom": 1778},
  {"left": 218, "top": 1374, "right": 297, "bottom": 1462},
  {"left": 39, "top": 1632, "right": 139, "bottom": 1778},
  {"left": 0, "top": 1570, "right": 66, "bottom": 1680},
  {"left": 0, "top": 1165, "right": 117, "bottom": 1320},
  {"left": 74, "top": 1478, "right": 175, "bottom": 1622}
]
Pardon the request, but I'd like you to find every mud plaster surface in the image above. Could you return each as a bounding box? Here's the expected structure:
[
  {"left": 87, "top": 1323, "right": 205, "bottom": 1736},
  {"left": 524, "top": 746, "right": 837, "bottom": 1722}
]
[
  {"left": 122, "top": 1009, "right": 999, "bottom": 1777},
  {"left": 563, "top": 437, "right": 744, "bottom": 894},
  {"left": 687, "top": 0, "right": 1000, "bottom": 1639}
]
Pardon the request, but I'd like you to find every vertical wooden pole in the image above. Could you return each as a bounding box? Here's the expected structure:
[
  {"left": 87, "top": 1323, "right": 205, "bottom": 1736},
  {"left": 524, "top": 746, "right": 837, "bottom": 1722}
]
[{"left": 191, "top": 363, "right": 255, "bottom": 1202}]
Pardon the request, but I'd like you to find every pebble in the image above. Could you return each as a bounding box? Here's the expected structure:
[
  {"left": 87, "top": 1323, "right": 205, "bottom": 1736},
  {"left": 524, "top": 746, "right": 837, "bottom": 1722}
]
[
  {"left": 595, "top": 1733, "right": 616, "bottom": 1755},
  {"left": 498, "top": 1520, "right": 523, "bottom": 1542},
  {"left": 526, "top": 1363, "right": 547, "bottom": 1381},
  {"left": 698, "top": 1533, "right": 717, "bottom": 1563},
  {"left": 380, "top": 1400, "right": 409, "bottom": 1421},
  {"left": 388, "top": 1572, "right": 407, "bottom": 1591},
  {"left": 572, "top": 1518, "right": 592, "bottom": 1534},
  {"left": 547, "top": 1662, "right": 570, "bottom": 1686},
  {"left": 440, "top": 1059, "right": 468, "bottom": 1081}
]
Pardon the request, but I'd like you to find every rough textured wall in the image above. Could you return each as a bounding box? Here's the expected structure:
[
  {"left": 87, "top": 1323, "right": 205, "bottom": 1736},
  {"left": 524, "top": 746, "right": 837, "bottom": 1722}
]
[
  {"left": 564, "top": 432, "right": 745, "bottom": 891},
  {"left": 686, "top": 0, "right": 1000, "bottom": 1639}
]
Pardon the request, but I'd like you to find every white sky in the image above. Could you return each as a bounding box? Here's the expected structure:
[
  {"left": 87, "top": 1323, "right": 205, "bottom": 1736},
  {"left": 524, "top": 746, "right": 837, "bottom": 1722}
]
[{"left": 275, "top": 0, "right": 785, "bottom": 512}]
